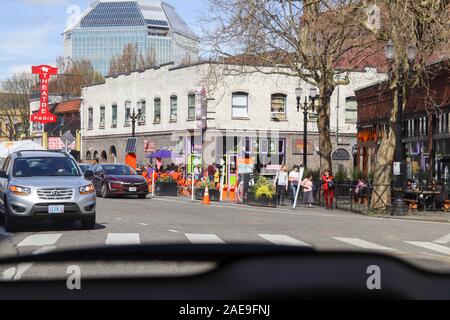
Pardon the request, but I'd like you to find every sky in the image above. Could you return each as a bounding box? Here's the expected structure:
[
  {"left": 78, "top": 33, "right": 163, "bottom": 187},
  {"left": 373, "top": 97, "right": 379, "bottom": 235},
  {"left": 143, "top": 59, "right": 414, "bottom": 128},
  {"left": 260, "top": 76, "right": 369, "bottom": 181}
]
[{"left": 0, "top": 0, "right": 205, "bottom": 82}]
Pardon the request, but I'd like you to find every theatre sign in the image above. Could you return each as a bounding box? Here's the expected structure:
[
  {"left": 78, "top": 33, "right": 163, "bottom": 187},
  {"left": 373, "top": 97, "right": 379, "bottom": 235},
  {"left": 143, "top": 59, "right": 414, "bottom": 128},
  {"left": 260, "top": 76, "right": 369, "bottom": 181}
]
[{"left": 30, "top": 65, "right": 58, "bottom": 124}]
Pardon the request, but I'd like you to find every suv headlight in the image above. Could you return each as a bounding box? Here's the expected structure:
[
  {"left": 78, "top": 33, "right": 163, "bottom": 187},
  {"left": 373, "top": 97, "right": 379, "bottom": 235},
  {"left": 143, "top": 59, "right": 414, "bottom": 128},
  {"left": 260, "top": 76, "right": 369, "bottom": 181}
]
[
  {"left": 9, "top": 185, "right": 31, "bottom": 196},
  {"left": 79, "top": 184, "right": 95, "bottom": 195}
]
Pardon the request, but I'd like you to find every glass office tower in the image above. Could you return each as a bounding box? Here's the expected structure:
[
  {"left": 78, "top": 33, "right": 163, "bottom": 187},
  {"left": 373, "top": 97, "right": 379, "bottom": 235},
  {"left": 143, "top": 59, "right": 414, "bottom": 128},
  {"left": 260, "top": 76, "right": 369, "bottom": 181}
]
[{"left": 64, "top": 0, "right": 198, "bottom": 75}]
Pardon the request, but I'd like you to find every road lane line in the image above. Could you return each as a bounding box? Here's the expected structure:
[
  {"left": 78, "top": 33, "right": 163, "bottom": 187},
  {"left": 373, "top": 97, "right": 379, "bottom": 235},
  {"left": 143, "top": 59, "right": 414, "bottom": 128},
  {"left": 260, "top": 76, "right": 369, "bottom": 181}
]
[
  {"left": 334, "top": 237, "right": 397, "bottom": 251},
  {"left": 433, "top": 233, "right": 450, "bottom": 244},
  {"left": 17, "top": 234, "right": 62, "bottom": 247},
  {"left": 258, "top": 234, "right": 312, "bottom": 247},
  {"left": 405, "top": 241, "right": 450, "bottom": 256},
  {"left": 169, "top": 230, "right": 179, "bottom": 233},
  {"left": 139, "top": 223, "right": 148, "bottom": 226},
  {"left": 1, "top": 246, "right": 57, "bottom": 281},
  {"left": 105, "top": 233, "right": 140, "bottom": 246},
  {"left": 185, "top": 234, "right": 225, "bottom": 244}
]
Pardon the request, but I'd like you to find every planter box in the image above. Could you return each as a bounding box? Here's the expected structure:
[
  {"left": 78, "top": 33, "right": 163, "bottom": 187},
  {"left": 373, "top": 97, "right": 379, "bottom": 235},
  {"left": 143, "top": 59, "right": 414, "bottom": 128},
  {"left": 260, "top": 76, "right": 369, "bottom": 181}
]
[
  {"left": 195, "top": 188, "right": 221, "bottom": 202},
  {"left": 246, "top": 192, "right": 277, "bottom": 208},
  {"left": 155, "top": 182, "right": 178, "bottom": 196}
]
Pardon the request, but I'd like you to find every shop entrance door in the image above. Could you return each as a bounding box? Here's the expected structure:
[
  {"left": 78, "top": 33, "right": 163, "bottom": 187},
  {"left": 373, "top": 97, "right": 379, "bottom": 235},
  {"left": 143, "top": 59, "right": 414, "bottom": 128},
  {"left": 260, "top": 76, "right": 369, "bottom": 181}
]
[{"left": 225, "top": 154, "right": 238, "bottom": 187}]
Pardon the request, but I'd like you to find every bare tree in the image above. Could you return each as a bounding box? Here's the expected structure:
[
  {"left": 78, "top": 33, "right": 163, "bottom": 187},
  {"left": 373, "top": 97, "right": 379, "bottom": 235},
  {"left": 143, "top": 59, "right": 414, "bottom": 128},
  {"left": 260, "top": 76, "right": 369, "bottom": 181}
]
[
  {"left": 343, "top": 0, "right": 449, "bottom": 209},
  {"left": 108, "top": 44, "right": 156, "bottom": 75},
  {"left": 201, "top": 0, "right": 381, "bottom": 173},
  {"left": 52, "top": 57, "right": 104, "bottom": 98},
  {"left": 0, "top": 72, "right": 38, "bottom": 140}
]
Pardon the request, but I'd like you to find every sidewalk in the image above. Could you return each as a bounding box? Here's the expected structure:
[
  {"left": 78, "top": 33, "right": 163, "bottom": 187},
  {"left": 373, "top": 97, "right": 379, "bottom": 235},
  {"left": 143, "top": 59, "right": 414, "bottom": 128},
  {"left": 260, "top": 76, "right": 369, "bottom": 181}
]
[{"left": 173, "top": 195, "right": 450, "bottom": 223}]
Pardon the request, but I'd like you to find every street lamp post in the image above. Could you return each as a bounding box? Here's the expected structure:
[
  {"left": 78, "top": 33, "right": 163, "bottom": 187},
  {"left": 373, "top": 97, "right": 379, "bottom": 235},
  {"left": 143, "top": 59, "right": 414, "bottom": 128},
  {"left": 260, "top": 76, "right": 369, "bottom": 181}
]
[
  {"left": 297, "top": 87, "right": 318, "bottom": 169},
  {"left": 385, "top": 40, "right": 416, "bottom": 216},
  {"left": 130, "top": 108, "right": 141, "bottom": 138}
]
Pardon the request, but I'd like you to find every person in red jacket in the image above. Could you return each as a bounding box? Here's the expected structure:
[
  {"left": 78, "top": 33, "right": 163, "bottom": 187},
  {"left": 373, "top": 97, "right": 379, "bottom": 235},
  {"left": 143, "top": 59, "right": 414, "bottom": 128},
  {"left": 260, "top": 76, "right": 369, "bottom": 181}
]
[{"left": 322, "top": 169, "right": 335, "bottom": 210}]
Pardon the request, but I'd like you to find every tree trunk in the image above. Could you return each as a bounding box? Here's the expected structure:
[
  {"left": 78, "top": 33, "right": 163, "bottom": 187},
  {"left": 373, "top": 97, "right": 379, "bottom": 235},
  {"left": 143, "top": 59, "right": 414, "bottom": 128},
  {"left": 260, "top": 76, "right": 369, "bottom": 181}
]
[
  {"left": 317, "top": 84, "right": 333, "bottom": 175},
  {"left": 370, "top": 87, "right": 399, "bottom": 211}
]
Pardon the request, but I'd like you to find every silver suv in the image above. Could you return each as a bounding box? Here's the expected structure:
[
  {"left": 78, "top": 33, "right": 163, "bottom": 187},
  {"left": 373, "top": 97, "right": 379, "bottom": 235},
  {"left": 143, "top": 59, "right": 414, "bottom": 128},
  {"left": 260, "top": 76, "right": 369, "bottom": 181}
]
[{"left": 0, "top": 150, "right": 96, "bottom": 231}]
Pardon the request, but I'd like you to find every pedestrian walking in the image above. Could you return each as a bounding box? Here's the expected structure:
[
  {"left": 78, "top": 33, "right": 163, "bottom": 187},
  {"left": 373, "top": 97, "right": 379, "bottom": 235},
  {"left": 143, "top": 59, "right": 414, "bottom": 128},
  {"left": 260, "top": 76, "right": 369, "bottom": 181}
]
[
  {"left": 322, "top": 169, "right": 335, "bottom": 210},
  {"left": 274, "top": 165, "right": 289, "bottom": 206},
  {"left": 301, "top": 174, "right": 314, "bottom": 208},
  {"left": 289, "top": 165, "right": 301, "bottom": 208}
]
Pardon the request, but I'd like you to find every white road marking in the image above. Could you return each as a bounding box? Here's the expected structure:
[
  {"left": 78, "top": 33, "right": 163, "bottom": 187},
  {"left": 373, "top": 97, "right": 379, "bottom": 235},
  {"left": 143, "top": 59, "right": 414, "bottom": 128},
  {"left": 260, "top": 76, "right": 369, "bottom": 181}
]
[
  {"left": 258, "top": 234, "right": 312, "bottom": 247},
  {"left": 185, "top": 233, "right": 225, "bottom": 244},
  {"left": 1, "top": 246, "right": 57, "bottom": 281},
  {"left": 17, "top": 234, "right": 62, "bottom": 247},
  {"left": 169, "top": 229, "right": 179, "bottom": 233},
  {"left": 105, "top": 233, "right": 140, "bottom": 246},
  {"left": 0, "top": 227, "right": 14, "bottom": 237},
  {"left": 433, "top": 233, "right": 450, "bottom": 245},
  {"left": 115, "top": 218, "right": 123, "bottom": 221},
  {"left": 334, "top": 237, "right": 397, "bottom": 251},
  {"left": 405, "top": 241, "right": 450, "bottom": 256},
  {"left": 139, "top": 223, "right": 148, "bottom": 226}
]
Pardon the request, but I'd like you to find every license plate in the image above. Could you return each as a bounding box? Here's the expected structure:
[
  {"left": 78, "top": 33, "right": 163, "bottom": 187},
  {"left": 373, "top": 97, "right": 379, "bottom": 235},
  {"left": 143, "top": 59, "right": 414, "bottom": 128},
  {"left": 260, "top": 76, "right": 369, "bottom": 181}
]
[
  {"left": 48, "top": 205, "right": 64, "bottom": 214},
  {"left": 129, "top": 187, "right": 137, "bottom": 192}
]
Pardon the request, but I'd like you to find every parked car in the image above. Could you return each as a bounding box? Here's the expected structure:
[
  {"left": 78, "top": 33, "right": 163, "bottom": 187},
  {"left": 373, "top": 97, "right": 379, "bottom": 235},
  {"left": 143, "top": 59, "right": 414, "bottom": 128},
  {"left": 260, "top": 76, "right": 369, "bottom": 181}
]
[
  {"left": 78, "top": 163, "right": 93, "bottom": 173},
  {"left": 0, "top": 150, "right": 96, "bottom": 231},
  {"left": 88, "top": 164, "right": 148, "bottom": 199}
]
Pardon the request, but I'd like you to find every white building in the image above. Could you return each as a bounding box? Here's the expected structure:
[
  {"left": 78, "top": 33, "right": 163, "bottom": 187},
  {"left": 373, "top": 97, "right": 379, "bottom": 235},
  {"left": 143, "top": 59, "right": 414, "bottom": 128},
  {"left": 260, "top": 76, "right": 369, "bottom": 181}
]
[{"left": 81, "top": 62, "right": 385, "bottom": 179}]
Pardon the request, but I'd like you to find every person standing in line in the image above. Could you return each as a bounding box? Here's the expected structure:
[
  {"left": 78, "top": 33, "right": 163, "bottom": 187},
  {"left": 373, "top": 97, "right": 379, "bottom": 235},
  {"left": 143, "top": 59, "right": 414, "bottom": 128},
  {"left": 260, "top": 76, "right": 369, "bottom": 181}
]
[
  {"left": 274, "top": 165, "right": 289, "bottom": 206},
  {"left": 194, "top": 165, "right": 200, "bottom": 180},
  {"left": 301, "top": 174, "right": 314, "bottom": 208},
  {"left": 322, "top": 169, "right": 335, "bottom": 210},
  {"left": 289, "top": 166, "right": 301, "bottom": 208}
]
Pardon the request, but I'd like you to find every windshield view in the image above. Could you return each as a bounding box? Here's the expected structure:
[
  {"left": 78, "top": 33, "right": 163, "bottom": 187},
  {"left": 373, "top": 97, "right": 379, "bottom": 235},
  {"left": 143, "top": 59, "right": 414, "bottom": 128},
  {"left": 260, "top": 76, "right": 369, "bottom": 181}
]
[
  {"left": 13, "top": 157, "right": 80, "bottom": 177},
  {"left": 0, "top": 0, "right": 449, "bottom": 303}
]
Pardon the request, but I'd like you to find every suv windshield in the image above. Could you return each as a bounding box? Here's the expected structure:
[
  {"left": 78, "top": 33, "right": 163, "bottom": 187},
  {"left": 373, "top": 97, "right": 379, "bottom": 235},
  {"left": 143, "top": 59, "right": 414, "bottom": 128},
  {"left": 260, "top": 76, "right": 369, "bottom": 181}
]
[
  {"left": 103, "top": 165, "right": 136, "bottom": 176},
  {"left": 13, "top": 157, "right": 81, "bottom": 177}
]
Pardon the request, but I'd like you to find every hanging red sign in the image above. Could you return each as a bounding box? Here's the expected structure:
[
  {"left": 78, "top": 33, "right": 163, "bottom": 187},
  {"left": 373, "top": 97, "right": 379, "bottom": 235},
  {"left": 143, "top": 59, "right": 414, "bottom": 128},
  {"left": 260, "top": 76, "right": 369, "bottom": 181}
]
[{"left": 30, "top": 65, "right": 58, "bottom": 124}]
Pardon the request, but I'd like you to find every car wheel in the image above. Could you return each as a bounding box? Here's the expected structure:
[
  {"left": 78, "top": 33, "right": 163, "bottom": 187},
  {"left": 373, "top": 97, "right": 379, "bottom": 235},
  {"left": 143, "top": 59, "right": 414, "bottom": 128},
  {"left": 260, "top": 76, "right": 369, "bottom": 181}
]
[
  {"left": 101, "top": 184, "right": 110, "bottom": 198},
  {"left": 139, "top": 194, "right": 147, "bottom": 199},
  {"left": 4, "top": 200, "right": 18, "bottom": 232},
  {"left": 81, "top": 215, "right": 96, "bottom": 230}
]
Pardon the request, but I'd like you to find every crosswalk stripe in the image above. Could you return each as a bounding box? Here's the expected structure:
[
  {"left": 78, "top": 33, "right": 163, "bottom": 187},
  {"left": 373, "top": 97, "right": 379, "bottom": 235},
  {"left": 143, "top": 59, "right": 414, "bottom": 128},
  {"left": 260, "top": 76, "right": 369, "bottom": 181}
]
[
  {"left": 1, "top": 246, "right": 57, "bottom": 281},
  {"left": 405, "top": 241, "right": 450, "bottom": 256},
  {"left": 17, "top": 234, "right": 62, "bottom": 247},
  {"left": 105, "top": 233, "right": 141, "bottom": 246},
  {"left": 258, "top": 234, "right": 312, "bottom": 247},
  {"left": 185, "top": 234, "right": 225, "bottom": 244},
  {"left": 333, "top": 237, "right": 397, "bottom": 251},
  {"left": 433, "top": 233, "right": 450, "bottom": 245}
]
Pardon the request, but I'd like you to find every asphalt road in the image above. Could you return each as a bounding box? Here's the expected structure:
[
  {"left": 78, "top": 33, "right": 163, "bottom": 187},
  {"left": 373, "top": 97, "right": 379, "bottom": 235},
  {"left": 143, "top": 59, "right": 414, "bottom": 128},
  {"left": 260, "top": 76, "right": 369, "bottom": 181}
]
[{"left": 1, "top": 196, "right": 450, "bottom": 282}]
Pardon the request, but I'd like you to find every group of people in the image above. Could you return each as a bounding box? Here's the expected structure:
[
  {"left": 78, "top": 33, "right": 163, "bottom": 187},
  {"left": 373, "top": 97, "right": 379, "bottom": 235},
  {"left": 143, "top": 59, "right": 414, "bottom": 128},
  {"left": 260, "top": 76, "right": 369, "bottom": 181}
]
[
  {"left": 405, "top": 178, "right": 448, "bottom": 210},
  {"left": 274, "top": 166, "right": 335, "bottom": 210}
]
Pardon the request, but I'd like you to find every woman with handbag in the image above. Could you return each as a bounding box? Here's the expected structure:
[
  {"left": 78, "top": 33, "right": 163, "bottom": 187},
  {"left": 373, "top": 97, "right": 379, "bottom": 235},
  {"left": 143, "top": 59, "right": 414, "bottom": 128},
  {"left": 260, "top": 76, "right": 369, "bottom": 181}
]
[{"left": 322, "top": 169, "right": 335, "bottom": 210}]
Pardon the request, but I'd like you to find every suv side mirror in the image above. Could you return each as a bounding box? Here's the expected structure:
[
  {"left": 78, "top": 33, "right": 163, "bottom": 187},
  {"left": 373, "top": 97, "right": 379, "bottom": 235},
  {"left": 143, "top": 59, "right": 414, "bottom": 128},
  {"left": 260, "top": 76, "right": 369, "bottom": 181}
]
[
  {"left": 84, "top": 170, "right": 94, "bottom": 179},
  {"left": 0, "top": 170, "right": 8, "bottom": 179}
]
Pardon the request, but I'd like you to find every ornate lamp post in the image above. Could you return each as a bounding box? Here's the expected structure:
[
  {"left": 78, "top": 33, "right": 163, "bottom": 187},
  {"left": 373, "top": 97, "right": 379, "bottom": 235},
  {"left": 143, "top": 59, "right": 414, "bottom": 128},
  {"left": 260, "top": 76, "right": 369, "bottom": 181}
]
[
  {"left": 130, "top": 108, "right": 141, "bottom": 138},
  {"left": 297, "top": 87, "right": 319, "bottom": 169}
]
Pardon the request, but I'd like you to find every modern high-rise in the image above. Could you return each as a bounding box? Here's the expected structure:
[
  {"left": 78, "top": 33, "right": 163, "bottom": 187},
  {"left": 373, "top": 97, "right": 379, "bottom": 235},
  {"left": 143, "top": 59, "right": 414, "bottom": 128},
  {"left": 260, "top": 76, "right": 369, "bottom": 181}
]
[{"left": 63, "top": 0, "right": 199, "bottom": 75}]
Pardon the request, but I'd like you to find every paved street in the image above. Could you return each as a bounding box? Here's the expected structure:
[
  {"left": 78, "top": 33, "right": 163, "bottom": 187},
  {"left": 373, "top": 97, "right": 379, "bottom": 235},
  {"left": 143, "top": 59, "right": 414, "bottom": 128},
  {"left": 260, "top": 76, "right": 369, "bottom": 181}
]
[{"left": 1, "top": 196, "right": 450, "bottom": 281}]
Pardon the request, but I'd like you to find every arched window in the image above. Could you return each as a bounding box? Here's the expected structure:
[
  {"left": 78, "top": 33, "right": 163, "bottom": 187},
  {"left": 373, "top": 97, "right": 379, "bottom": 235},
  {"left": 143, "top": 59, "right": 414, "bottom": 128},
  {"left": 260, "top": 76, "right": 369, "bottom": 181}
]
[
  {"left": 232, "top": 92, "right": 249, "bottom": 118},
  {"left": 86, "top": 151, "right": 92, "bottom": 161},
  {"left": 137, "top": 99, "right": 146, "bottom": 125},
  {"left": 154, "top": 98, "right": 161, "bottom": 124},
  {"left": 93, "top": 151, "right": 99, "bottom": 161},
  {"left": 110, "top": 146, "right": 117, "bottom": 163},
  {"left": 101, "top": 151, "right": 108, "bottom": 162},
  {"left": 332, "top": 148, "right": 351, "bottom": 161},
  {"left": 170, "top": 95, "right": 177, "bottom": 122},
  {"left": 271, "top": 93, "right": 287, "bottom": 119}
]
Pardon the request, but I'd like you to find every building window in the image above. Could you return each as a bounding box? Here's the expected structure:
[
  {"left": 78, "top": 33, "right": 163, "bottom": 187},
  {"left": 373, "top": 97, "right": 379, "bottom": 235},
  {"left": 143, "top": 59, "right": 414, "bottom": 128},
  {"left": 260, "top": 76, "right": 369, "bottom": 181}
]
[
  {"left": 111, "top": 104, "right": 117, "bottom": 128},
  {"left": 124, "top": 101, "right": 131, "bottom": 127},
  {"left": 88, "top": 107, "right": 93, "bottom": 130},
  {"left": 188, "top": 93, "right": 196, "bottom": 120},
  {"left": 99, "top": 106, "right": 105, "bottom": 129},
  {"left": 154, "top": 98, "right": 161, "bottom": 124},
  {"left": 345, "top": 97, "right": 358, "bottom": 124},
  {"left": 137, "top": 100, "right": 146, "bottom": 125},
  {"left": 271, "top": 94, "right": 287, "bottom": 120},
  {"left": 170, "top": 96, "right": 177, "bottom": 122},
  {"left": 232, "top": 92, "right": 249, "bottom": 118}
]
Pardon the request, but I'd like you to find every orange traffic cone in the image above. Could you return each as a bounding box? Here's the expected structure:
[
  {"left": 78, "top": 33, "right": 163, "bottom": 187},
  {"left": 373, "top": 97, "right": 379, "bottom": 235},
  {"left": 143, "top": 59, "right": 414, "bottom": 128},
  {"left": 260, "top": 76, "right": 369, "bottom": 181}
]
[{"left": 202, "top": 186, "right": 211, "bottom": 205}]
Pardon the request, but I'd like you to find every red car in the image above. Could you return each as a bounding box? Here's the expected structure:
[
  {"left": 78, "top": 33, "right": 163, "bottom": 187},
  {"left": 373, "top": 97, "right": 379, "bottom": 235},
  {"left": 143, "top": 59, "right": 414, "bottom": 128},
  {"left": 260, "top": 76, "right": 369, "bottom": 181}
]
[{"left": 87, "top": 164, "right": 148, "bottom": 199}]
